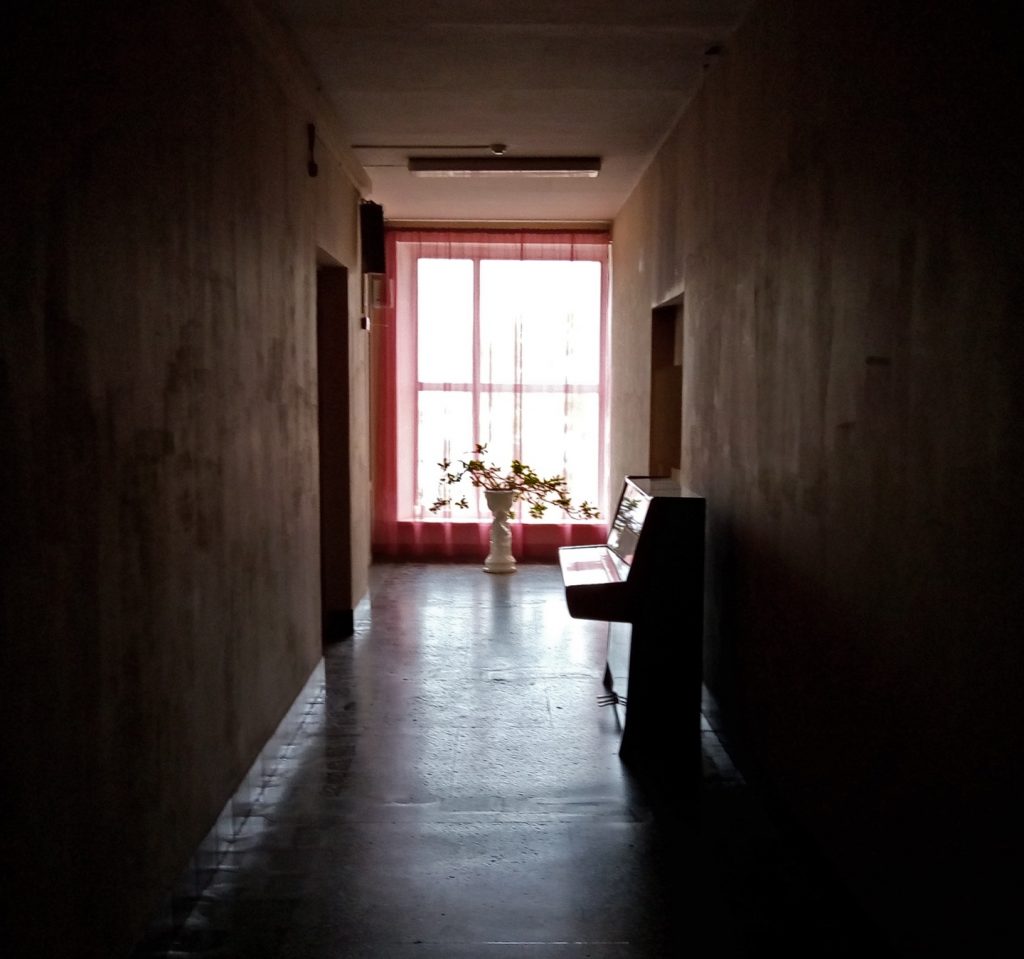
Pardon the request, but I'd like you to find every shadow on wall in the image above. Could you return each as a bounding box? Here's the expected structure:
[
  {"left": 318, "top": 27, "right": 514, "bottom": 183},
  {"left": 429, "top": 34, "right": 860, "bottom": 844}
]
[{"left": 704, "top": 519, "right": 1021, "bottom": 951}]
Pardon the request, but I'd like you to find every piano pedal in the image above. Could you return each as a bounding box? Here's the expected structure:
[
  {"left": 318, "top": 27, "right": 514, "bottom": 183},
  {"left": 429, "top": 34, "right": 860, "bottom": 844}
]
[{"left": 597, "top": 692, "right": 626, "bottom": 707}]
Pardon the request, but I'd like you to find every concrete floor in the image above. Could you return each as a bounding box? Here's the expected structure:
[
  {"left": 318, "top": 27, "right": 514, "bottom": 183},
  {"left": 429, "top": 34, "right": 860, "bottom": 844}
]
[{"left": 132, "top": 562, "right": 890, "bottom": 957}]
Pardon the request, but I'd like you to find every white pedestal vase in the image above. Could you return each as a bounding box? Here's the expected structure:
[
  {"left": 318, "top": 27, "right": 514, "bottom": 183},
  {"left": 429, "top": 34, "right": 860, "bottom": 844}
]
[{"left": 483, "top": 488, "right": 517, "bottom": 573}]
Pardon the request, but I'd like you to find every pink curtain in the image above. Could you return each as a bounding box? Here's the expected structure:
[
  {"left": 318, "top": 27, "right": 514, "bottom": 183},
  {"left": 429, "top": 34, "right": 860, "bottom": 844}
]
[{"left": 372, "top": 229, "right": 610, "bottom": 562}]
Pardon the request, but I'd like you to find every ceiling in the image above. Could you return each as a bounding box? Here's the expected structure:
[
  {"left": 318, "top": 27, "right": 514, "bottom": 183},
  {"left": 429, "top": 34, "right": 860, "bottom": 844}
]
[{"left": 267, "top": 0, "right": 753, "bottom": 224}]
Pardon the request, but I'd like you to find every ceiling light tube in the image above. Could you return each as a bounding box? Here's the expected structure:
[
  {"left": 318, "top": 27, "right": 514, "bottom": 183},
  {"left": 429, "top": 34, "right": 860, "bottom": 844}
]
[{"left": 408, "top": 156, "right": 601, "bottom": 178}]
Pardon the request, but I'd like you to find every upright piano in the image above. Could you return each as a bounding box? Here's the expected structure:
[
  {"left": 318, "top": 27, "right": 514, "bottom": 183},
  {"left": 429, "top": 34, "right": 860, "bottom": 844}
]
[{"left": 558, "top": 476, "right": 706, "bottom": 784}]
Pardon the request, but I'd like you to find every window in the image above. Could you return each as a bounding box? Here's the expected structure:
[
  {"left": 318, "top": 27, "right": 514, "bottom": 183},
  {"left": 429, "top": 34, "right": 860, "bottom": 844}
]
[{"left": 372, "top": 229, "right": 610, "bottom": 561}]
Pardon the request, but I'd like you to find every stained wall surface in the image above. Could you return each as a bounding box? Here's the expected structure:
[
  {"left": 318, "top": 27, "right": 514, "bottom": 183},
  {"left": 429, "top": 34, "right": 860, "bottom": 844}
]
[
  {"left": 610, "top": 0, "right": 1022, "bottom": 950},
  {"left": 1, "top": 2, "right": 368, "bottom": 955}
]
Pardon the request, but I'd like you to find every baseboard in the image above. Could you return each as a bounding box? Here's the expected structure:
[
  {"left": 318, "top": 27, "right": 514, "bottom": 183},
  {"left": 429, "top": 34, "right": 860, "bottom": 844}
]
[{"left": 130, "top": 658, "right": 327, "bottom": 956}]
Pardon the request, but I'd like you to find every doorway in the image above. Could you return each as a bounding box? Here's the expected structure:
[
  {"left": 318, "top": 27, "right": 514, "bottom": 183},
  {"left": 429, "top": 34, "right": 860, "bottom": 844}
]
[
  {"left": 649, "top": 297, "right": 683, "bottom": 478},
  {"left": 316, "top": 262, "right": 352, "bottom": 641}
]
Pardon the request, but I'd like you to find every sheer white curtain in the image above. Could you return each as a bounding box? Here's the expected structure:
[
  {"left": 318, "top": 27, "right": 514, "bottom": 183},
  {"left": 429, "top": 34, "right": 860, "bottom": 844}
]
[{"left": 373, "top": 229, "right": 610, "bottom": 561}]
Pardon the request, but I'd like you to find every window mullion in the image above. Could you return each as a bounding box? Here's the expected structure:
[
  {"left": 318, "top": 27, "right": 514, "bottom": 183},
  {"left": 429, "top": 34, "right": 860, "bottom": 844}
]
[{"left": 472, "top": 257, "right": 482, "bottom": 451}]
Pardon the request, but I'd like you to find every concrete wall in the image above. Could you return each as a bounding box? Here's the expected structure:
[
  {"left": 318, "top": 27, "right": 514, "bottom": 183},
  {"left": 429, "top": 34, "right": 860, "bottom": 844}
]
[
  {"left": 1, "top": 2, "right": 369, "bottom": 955},
  {"left": 610, "top": 0, "right": 1022, "bottom": 950}
]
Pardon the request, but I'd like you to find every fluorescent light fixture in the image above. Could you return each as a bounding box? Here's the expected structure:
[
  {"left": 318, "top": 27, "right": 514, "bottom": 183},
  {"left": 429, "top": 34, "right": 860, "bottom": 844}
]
[{"left": 408, "top": 156, "right": 601, "bottom": 178}]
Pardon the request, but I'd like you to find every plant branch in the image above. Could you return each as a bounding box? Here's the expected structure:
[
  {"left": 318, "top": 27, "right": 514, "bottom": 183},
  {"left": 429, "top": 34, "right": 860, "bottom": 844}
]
[{"left": 429, "top": 443, "right": 600, "bottom": 520}]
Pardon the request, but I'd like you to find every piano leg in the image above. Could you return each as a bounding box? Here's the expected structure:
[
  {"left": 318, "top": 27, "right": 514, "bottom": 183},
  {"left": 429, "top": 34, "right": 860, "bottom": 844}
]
[{"left": 599, "top": 621, "right": 630, "bottom": 727}]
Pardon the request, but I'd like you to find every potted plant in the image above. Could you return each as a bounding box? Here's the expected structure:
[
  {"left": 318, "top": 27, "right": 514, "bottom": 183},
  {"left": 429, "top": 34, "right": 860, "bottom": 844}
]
[
  {"left": 430, "top": 443, "right": 600, "bottom": 573},
  {"left": 430, "top": 443, "right": 600, "bottom": 519}
]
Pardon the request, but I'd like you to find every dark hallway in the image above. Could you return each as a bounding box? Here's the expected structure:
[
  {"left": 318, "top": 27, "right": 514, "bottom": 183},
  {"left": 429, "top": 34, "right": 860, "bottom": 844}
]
[
  {"left": 130, "top": 563, "right": 885, "bottom": 958},
  {"left": 5, "top": 4, "right": 1022, "bottom": 957}
]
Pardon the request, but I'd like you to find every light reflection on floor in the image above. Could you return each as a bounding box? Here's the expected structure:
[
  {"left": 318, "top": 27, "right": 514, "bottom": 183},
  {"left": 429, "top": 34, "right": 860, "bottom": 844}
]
[{"left": 131, "top": 562, "right": 886, "bottom": 958}]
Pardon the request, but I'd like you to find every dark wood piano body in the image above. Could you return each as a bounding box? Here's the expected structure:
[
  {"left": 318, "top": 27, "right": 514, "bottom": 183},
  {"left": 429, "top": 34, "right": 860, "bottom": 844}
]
[{"left": 558, "top": 476, "right": 706, "bottom": 782}]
